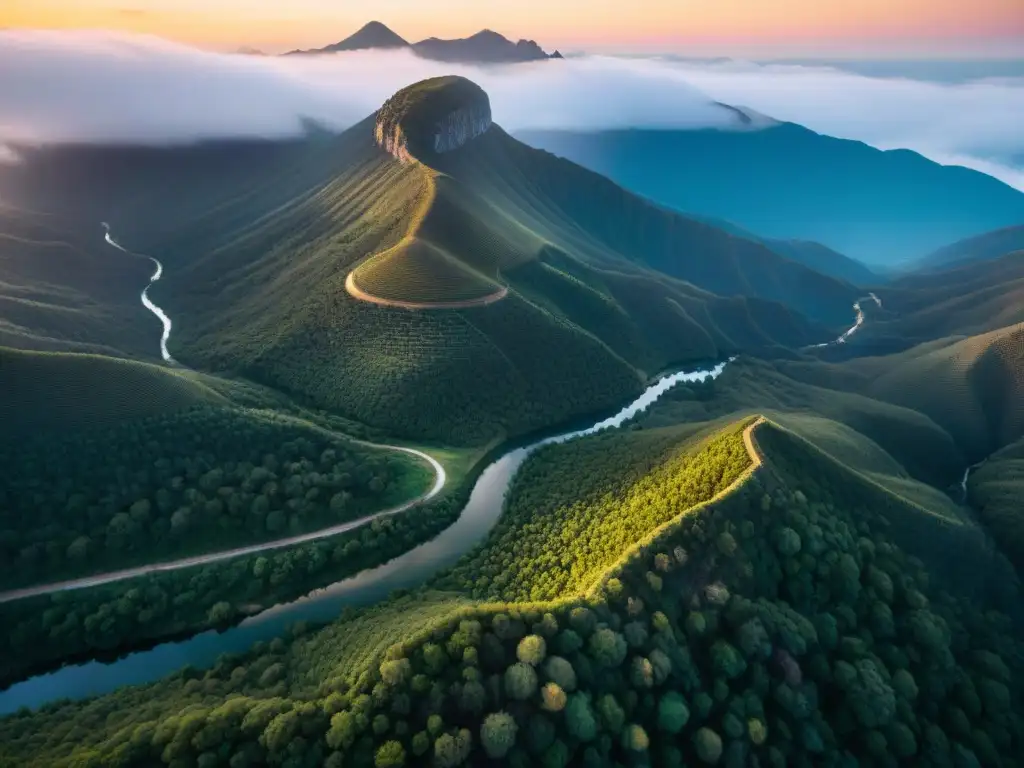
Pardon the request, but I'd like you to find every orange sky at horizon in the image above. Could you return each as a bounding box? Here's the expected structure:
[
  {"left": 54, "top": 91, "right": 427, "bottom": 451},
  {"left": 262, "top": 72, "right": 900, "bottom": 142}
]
[{"left": 4, "top": 0, "right": 1023, "bottom": 56}]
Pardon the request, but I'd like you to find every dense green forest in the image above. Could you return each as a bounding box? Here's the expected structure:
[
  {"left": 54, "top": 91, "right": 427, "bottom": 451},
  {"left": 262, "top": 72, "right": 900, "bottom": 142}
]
[
  {"left": 434, "top": 421, "right": 752, "bottom": 602},
  {"left": 0, "top": 478, "right": 470, "bottom": 687},
  {"left": 3, "top": 418, "right": 1022, "bottom": 766},
  {"left": 0, "top": 405, "right": 432, "bottom": 589}
]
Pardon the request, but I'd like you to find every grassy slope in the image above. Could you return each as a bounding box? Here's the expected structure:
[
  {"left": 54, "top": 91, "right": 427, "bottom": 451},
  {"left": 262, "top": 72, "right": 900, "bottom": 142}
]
[
  {"left": 0, "top": 205, "right": 156, "bottom": 358},
  {"left": 783, "top": 322, "right": 1024, "bottom": 461},
  {"left": 639, "top": 356, "right": 965, "bottom": 489},
  {"left": 673, "top": 210, "right": 879, "bottom": 286},
  {"left": 857, "top": 251, "right": 1024, "bottom": 354},
  {"left": 439, "top": 127, "right": 858, "bottom": 328},
  {"left": 0, "top": 346, "right": 225, "bottom": 435},
  {"left": 969, "top": 437, "right": 1024, "bottom": 574},
  {"left": 7, "top": 417, "right": 1022, "bottom": 767}
]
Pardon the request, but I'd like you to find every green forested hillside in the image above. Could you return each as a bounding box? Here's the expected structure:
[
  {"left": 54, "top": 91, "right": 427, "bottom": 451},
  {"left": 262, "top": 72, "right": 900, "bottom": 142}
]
[
  {"left": 5, "top": 418, "right": 1021, "bottom": 767},
  {"left": 637, "top": 356, "right": 966, "bottom": 489},
  {"left": 0, "top": 346, "right": 225, "bottom": 434},
  {"left": 0, "top": 205, "right": 156, "bottom": 358},
  {"left": 856, "top": 252, "right": 1024, "bottom": 352},
  {"left": 1, "top": 79, "right": 857, "bottom": 446},
  {"left": 0, "top": 403, "right": 431, "bottom": 589},
  {"left": 782, "top": 322, "right": 1024, "bottom": 461},
  {"left": 969, "top": 438, "right": 1024, "bottom": 575}
]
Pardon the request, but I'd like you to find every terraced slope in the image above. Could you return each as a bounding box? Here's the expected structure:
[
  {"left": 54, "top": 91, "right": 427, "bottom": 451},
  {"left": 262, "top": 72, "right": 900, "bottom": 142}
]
[{"left": 5, "top": 417, "right": 1021, "bottom": 767}]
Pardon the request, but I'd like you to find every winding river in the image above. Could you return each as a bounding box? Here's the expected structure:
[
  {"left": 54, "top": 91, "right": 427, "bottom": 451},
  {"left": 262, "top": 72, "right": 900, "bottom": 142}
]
[
  {"left": 0, "top": 360, "right": 731, "bottom": 713},
  {"left": 102, "top": 223, "right": 175, "bottom": 364},
  {"left": 808, "top": 292, "right": 883, "bottom": 349}
]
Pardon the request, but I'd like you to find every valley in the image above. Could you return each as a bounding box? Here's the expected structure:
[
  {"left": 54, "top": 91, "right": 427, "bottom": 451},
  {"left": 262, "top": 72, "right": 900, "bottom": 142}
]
[{"left": 0, "top": 69, "right": 1023, "bottom": 767}]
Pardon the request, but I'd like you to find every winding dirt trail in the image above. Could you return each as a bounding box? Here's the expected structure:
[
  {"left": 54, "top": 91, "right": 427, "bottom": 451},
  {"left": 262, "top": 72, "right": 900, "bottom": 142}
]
[
  {"left": 0, "top": 445, "right": 445, "bottom": 604},
  {"left": 345, "top": 270, "right": 508, "bottom": 309},
  {"left": 0, "top": 228, "right": 452, "bottom": 606}
]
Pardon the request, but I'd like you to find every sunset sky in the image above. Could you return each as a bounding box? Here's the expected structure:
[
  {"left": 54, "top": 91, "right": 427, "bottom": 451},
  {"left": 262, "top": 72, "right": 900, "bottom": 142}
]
[{"left": 4, "top": 0, "right": 1023, "bottom": 57}]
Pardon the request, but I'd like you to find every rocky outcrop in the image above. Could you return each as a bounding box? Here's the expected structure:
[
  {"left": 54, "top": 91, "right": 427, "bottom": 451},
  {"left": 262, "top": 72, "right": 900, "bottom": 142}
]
[
  {"left": 432, "top": 104, "right": 492, "bottom": 153},
  {"left": 375, "top": 76, "right": 492, "bottom": 161}
]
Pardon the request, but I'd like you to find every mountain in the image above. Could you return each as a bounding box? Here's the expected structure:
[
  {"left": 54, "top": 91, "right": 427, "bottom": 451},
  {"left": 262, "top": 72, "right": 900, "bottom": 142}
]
[
  {"left": 411, "top": 29, "right": 554, "bottom": 63},
  {"left": 516, "top": 124, "right": 1024, "bottom": 265},
  {"left": 781, "top": 320, "right": 1024, "bottom": 461},
  {"left": 285, "top": 21, "right": 409, "bottom": 54},
  {"left": 855, "top": 250, "right": 1024, "bottom": 355},
  {"left": 917, "top": 224, "right": 1024, "bottom": 270},
  {"left": 684, "top": 212, "right": 879, "bottom": 285},
  {"left": 9, "top": 413, "right": 1023, "bottom": 766},
  {"left": 284, "top": 22, "right": 558, "bottom": 63},
  {"left": 1, "top": 77, "right": 857, "bottom": 447}
]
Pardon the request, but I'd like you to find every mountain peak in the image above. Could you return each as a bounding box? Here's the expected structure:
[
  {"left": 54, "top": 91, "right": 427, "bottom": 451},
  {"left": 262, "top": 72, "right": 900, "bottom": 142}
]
[
  {"left": 326, "top": 20, "right": 409, "bottom": 52},
  {"left": 375, "top": 76, "right": 492, "bottom": 161}
]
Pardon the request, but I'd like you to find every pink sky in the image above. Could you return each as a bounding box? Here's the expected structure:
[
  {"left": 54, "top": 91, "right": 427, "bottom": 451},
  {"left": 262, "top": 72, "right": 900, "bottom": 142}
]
[{"left": 4, "top": 0, "right": 1023, "bottom": 56}]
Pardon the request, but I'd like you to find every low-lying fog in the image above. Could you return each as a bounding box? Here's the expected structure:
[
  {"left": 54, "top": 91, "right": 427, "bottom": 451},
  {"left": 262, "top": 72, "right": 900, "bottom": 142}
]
[{"left": 1, "top": 30, "right": 1022, "bottom": 189}]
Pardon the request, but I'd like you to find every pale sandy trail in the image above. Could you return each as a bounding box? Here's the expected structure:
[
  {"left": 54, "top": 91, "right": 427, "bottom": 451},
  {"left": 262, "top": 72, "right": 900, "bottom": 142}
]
[
  {"left": 345, "top": 270, "right": 508, "bottom": 309},
  {"left": 0, "top": 227, "right": 449, "bottom": 604},
  {"left": 0, "top": 445, "right": 445, "bottom": 604}
]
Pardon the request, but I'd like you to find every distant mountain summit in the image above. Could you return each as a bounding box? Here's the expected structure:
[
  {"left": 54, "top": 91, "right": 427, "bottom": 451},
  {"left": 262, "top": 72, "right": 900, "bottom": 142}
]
[{"left": 285, "top": 22, "right": 560, "bottom": 63}]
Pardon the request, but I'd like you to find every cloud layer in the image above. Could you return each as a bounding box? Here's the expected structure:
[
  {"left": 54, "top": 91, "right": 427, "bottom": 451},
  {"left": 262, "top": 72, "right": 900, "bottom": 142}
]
[{"left": 1, "top": 29, "right": 1023, "bottom": 189}]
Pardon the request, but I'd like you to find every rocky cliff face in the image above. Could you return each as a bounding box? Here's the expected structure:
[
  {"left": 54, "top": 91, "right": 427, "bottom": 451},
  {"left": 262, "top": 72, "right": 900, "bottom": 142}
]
[
  {"left": 375, "top": 76, "right": 492, "bottom": 162},
  {"left": 432, "top": 104, "right": 492, "bottom": 153}
]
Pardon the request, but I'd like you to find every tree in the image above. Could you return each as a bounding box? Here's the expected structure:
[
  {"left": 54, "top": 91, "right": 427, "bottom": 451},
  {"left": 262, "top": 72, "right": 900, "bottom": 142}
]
[
  {"left": 375, "top": 740, "right": 405, "bottom": 768},
  {"left": 481, "top": 712, "right": 518, "bottom": 758},
  {"left": 517, "top": 635, "right": 547, "bottom": 666}
]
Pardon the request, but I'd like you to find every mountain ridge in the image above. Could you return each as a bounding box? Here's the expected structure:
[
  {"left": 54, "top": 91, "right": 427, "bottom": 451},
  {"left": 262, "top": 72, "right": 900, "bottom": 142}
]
[
  {"left": 517, "top": 123, "right": 1024, "bottom": 265},
  {"left": 285, "top": 21, "right": 561, "bottom": 62}
]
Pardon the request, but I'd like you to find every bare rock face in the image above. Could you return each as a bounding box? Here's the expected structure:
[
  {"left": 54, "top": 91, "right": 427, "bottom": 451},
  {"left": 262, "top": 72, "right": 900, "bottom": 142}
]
[{"left": 375, "top": 76, "right": 492, "bottom": 161}]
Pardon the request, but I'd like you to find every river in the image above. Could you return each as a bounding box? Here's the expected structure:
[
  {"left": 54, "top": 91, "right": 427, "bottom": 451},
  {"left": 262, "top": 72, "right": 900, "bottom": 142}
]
[
  {"left": 0, "top": 360, "right": 731, "bottom": 713},
  {"left": 102, "top": 223, "right": 176, "bottom": 364},
  {"left": 807, "top": 292, "right": 882, "bottom": 349}
]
